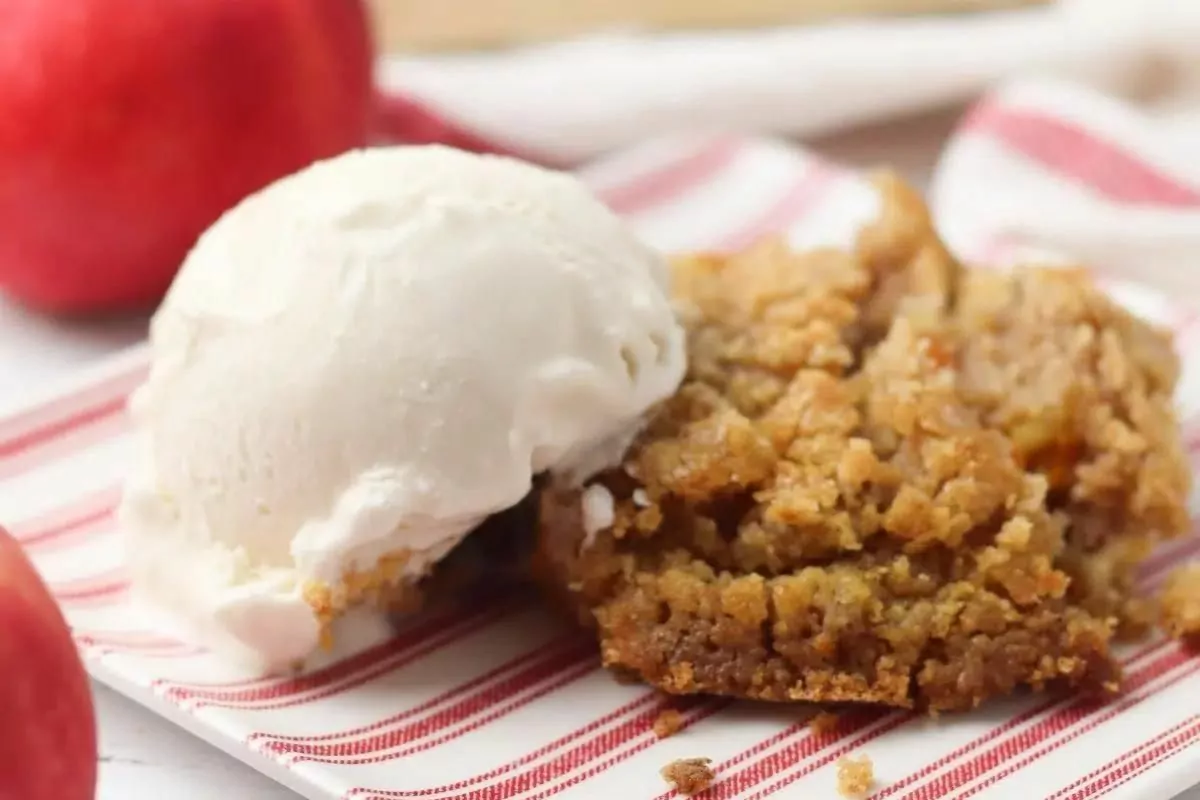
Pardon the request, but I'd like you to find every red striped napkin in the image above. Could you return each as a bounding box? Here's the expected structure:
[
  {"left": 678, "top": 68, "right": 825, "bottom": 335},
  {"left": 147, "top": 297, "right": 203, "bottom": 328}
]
[
  {"left": 2, "top": 79, "right": 1199, "bottom": 800},
  {"left": 371, "top": 3, "right": 1200, "bottom": 163}
]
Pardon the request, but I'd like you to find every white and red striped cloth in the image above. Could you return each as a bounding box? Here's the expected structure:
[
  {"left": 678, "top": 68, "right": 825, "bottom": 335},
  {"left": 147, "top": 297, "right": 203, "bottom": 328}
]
[
  {"left": 3, "top": 78, "right": 1200, "bottom": 800},
  {"left": 373, "top": 1, "right": 1200, "bottom": 163}
]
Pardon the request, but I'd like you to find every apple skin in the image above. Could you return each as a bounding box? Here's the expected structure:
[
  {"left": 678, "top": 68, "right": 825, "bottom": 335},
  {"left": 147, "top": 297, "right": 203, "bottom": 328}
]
[
  {"left": 0, "top": 0, "right": 374, "bottom": 314},
  {"left": 0, "top": 527, "right": 97, "bottom": 800}
]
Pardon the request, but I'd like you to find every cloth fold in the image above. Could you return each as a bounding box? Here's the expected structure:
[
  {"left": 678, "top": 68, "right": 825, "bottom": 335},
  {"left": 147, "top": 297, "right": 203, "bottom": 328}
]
[
  {"left": 930, "top": 79, "right": 1200, "bottom": 306},
  {"left": 375, "top": 0, "right": 1200, "bottom": 164}
]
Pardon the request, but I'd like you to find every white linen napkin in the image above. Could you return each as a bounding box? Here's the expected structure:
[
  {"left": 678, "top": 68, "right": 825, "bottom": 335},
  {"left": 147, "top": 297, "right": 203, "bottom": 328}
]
[{"left": 374, "top": 0, "right": 1200, "bottom": 163}]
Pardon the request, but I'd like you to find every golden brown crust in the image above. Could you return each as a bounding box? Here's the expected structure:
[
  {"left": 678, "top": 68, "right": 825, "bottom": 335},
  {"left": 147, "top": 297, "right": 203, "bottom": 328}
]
[
  {"left": 1159, "top": 566, "right": 1200, "bottom": 642},
  {"left": 954, "top": 268, "right": 1187, "bottom": 551},
  {"left": 534, "top": 176, "right": 1190, "bottom": 712}
]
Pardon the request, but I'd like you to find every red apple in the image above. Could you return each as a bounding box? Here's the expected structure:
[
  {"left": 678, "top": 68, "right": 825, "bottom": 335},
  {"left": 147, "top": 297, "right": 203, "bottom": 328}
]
[
  {"left": 0, "top": 527, "right": 97, "bottom": 799},
  {"left": 0, "top": 0, "right": 374, "bottom": 314}
]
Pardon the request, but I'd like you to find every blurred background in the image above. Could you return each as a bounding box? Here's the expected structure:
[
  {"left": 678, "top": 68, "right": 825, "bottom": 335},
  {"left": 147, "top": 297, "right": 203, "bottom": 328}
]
[
  {"left": 368, "top": 0, "right": 1046, "bottom": 50},
  {"left": 1, "top": 0, "right": 1197, "bottom": 403}
]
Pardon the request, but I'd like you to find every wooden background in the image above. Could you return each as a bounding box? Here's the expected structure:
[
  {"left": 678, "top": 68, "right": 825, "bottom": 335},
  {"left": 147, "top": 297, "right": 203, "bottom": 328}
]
[{"left": 368, "top": 0, "right": 1046, "bottom": 52}]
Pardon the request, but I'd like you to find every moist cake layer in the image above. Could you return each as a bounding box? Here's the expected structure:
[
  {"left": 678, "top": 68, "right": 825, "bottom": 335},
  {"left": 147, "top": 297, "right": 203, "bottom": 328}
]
[{"left": 534, "top": 176, "right": 1190, "bottom": 711}]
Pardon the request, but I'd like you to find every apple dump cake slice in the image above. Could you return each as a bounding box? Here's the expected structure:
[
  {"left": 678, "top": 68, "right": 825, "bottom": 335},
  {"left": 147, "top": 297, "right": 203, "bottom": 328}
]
[{"left": 534, "top": 176, "right": 1190, "bottom": 711}]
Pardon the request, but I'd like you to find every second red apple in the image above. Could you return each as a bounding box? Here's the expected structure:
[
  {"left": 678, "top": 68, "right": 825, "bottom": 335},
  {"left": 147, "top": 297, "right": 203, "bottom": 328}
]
[{"left": 0, "top": 527, "right": 97, "bottom": 800}]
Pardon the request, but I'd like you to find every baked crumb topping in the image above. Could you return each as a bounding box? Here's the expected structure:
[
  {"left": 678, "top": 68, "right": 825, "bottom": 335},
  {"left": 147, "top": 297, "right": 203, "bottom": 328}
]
[
  {"left": 1160, "top": 565, "right": 1200, "bottom": 642},
  {"left": 653, "top": 708, "right": 686, "bottom": 739},
  {"left": 661, "top": 757, "right": 715, "bottom": 795},
  {"left": 837, "top": 754, "right": 876, "bottom": 797},
  {"left": 534, "top": 174, "right": 1190, "bottom": 712}
]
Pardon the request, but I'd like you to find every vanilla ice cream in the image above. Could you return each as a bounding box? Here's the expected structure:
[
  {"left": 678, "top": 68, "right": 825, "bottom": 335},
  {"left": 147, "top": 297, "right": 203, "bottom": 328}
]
[{"left": 119, "top": 145, "right": 686, "bottom": 672}]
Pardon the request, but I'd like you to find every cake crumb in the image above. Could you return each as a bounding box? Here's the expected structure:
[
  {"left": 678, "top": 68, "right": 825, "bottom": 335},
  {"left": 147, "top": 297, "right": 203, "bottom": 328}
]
[
  {"left": 661, "top": 758, "right": 715, "bottom": 795},
  {"left": 837, "top": 755, "right": 875, "bottom": 797},
  {"left": 810, "top": 711, "right": 839, "bottom": 734},
  {"left": 654, "top": 709, "right": 686, "bottom": 739},
  {"left": 1160, "top": 565, "right": 1200, "bottom": 642}
]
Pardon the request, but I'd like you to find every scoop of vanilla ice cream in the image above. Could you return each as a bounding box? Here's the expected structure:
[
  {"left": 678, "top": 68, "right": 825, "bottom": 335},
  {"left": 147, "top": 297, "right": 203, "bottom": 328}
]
[{"left": 119, "top": 145, "right": 686, "bottom": 671}]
